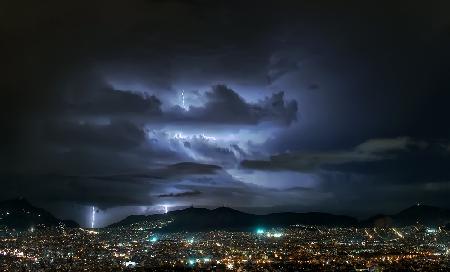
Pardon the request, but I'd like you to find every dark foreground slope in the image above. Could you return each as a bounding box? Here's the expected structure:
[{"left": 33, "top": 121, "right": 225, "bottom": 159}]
[
  {"left": 0, "top": 198, "right": 79, "bottom": 230},
  {"left": 361, "top": 204, "right": 450, "bottom": 227}
]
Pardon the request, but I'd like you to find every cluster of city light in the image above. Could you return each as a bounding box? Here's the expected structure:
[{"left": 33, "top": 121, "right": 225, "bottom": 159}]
[
  {"left": 1, "top": 222, "right": 449, "bottom": 271},
  {"left": 392, "top": 228, "right": 404, "bottom": 239},
  {"left": 256, "top": 228, "right": 265, "bottom": 234},
  {"left": 255, "top": 228, "right": 283, "bottom": 238},
  {"left": 124, "top": 261, "right": 137, "bottom": 268},
  {"left": 187, "top": 257, "right": 212, "bottom": 265},
  {"left": 426, "top": 228, "right": 437, "bottom": 233},
  {"left": 266, "top": 232, "right": 283, "bottom": 238}
]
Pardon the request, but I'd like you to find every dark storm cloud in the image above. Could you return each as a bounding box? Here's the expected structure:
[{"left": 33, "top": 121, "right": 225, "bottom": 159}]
[
  {"left": 3, "top": 163, "right": 319, "bottom": 213},
  {"left": 44, "top": 121, "right": 147, "bottom": 150},
  {"left": 158, "top": 191, "right": 202, "bottom": 198},
  {"left": 242, "top": 137, "right": 423, "bottom": 172},
  {"left": 83, "top": 162, "right": 222, "bottom": 182},
  {"left": 267, "top": 50, "right": 305, "bottom": 84},
  {"left": 322, "top": 143, "right": 450, "bottom": 185},
  {"left": 11, "top": 120, "right": 186, "bottom": 175},
  {"left": 51, "top": 70, "right": 299, "bottom": 127},
  {"left": 66, "top": 87, "right": 162, "bottom": 117},
  {"left": 240, "top": 137, "right": 450, "bottom": 214},
  {"left": 1, "top": 162, "right": 222, "bottom": 209},
  {"left": 168, "top": 85, "right": 298, "bottom": 126},
  {"left": 310, "top": 172, "right": 450, "bottom": 216},
  {"left": 0, "top": 174, "right": 158, "bottom": 209},
  {"left": 1, "top": 68, "right": 293, "bottom": 176},
  {"left": 165, "top": 162, "right": 222, "bottom": 175}
]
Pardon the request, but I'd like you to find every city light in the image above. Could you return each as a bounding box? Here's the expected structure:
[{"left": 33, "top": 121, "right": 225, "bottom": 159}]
[
  {"left": 426, "top": 228, "right": 437, "bottom": 233},
  {"left": 266, "top": 232, "right": 283, "bottom": 238},
  {"left": 124, "top": 261, "right": 137, "bottom": 268},
  {"left": 392, "top": 228, "right": 404, "bottom": 239},
  {"left": 1, "top": 218, "right": 449, "bottom": 271}
]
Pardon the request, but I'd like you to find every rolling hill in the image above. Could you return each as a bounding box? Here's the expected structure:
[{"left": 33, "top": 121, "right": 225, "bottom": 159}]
[{"left": 0, "top": 198, "right": 79, "bottom": 230}]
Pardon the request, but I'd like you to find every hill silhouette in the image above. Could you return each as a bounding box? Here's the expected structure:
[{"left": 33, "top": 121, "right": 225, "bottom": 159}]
[
  {"left": 110, "top": 204, "right": 450, "bottom": 231},
  {"left": 0, "top": 198, "right": 79, "bottom": 230},
  {"left": 361, "top": 204, "right": 450, "bottom": 227},
  {"left": 109, "top": 206, "right": 357, "bottom": 231}
]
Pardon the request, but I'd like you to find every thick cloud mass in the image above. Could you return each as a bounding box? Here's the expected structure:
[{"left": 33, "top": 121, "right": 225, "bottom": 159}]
[
  {"left": 170, "top": 85, "right": 297, "bottom": 125},
  {"left": 1, "top": 0, "right": 450, "bottom": 226},
  {"left": 241, "top": 137, "right": 428, "bottom": 172}
]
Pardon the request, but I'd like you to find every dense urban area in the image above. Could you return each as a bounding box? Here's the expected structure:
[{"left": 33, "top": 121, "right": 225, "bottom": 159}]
[{"left": 1, "top": 217, "right": 449, "bottom": 271}]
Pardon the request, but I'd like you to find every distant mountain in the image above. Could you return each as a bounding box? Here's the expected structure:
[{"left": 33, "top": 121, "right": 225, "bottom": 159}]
[
  {"left": 109, "top": 206, "right": 357, "bottom": 231},
  {"left": 162, "top": 207, "right": 257, "bottom": 232},
  {"left": 0, "top": 198, "right": 79, "bottom": 230},
  {"left": 108, "top": 214, "right": 165, "bottom": 228},
  {"left": 361, "top": 204, "right": 450, "bottom": 227},
  {"left": 360, "top": 214, "right": 394, "bottom": 228}
]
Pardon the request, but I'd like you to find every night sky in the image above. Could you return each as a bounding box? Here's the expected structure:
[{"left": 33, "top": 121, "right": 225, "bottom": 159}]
[{"left": 2, "top": 0, "right": 450, "bottom": 227}]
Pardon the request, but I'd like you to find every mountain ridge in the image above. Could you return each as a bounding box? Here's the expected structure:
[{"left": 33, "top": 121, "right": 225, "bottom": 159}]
[
  {"left": 2, "top": 198, "right": 449, "bottom": 231},
  {"left": 0, "top": 198, "right": 79, "bottom": 230},
  {"left": 109, "top": 206, "right": 357, "bottom": 231},
  {"left": 361, "top": 204, "right": 450, "bottom": 227},
  {"left": 109, "top": 204, "right": 450, "bottom": 231}
]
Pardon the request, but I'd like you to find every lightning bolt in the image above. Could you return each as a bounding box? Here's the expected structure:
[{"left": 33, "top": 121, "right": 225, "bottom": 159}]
[
  {"left": 181, "top": 90, "right": 186, "bottom": 109},
  {"left": 91, "top": 206, "right": 95, "bottom": 228}
]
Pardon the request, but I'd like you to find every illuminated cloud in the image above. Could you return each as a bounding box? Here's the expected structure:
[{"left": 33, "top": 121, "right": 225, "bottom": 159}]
[{"left": 167, "top": 84, "right": 298, "bottom": 126}]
